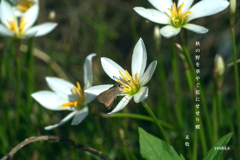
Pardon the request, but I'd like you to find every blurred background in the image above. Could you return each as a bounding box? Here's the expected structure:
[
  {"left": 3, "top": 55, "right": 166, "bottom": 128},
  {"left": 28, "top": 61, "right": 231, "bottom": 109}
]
[{"left": 0, "top": 0, "right": 239, "bottom": 159}]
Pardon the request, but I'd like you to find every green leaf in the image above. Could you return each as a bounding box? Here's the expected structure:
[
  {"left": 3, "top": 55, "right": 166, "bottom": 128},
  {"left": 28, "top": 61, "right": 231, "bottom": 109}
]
[
  {"left": 138, "top": 127, "right": 182, "bottom": 160},
  {"left": 203, "top": 132, "right": 233, "bottom": 160}
]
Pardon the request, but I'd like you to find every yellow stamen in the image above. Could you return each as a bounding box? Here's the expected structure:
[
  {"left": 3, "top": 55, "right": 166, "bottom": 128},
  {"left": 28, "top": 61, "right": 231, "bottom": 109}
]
[
  {"left": 167, "top": 2, "right": 192, "bottom": 26},
  {"left": 6, "top": 17, "right": 28, "bottom": 37},
  {"left": 117, "top": 70, "right": 140, "bottom": 94},
  {"left": 134, "top": 73, "right": 139, "bottom": 85},
  {"left": 178, "top": 3, "right": 184, "bottom": 16},
  {"left": 16, "top": 0, "right": 34, "bottom": 12},
  {"left": 61, "top": 81, "right": 85, "bottom": 108},
  {"left": 173, "top": 3, "right": 177, "bottom": 18},
  {"left": 181, "top": 11, "right": 192, "bottom": 20},
  {"left": 19, "top": 16, "right": 27, "bottom": 33},
  {"left": 119, "top": 71, "right": 129, "bottom": 83},
  {"left": 116, "top": 79, "right": 128, "bottom": 89},
  {"left": 125, "top": 70, "right": 135, "bottom": 84}
]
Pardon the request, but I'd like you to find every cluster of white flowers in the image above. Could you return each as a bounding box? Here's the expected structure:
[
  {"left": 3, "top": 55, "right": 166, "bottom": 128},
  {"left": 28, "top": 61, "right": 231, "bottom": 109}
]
[{"left": 1, "top": 0, "right": 228, "bottom": 130}]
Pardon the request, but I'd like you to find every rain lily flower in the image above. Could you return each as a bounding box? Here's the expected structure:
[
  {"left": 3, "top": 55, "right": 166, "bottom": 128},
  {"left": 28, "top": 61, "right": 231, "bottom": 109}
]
[
  {"left": 0, "top": 0, "right": 57, "bottom": 39},
  {"left": 10, "top": 0, "right": 38, "bottom": 16},
  {"left": 134, "top": 0, "right": 229, "bottom": 38},
  {"left": 85, "top": 38, "right": 157, "bottom": 114},
  {"left": 31, "top": 54, "right": 96, "bottom": 130}
]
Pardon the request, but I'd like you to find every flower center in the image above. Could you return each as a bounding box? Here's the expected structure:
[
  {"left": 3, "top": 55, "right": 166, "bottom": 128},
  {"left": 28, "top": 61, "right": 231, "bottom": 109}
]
[
  {"left": 115, "top": 70, "right": 140, "bottom": 95},
  {"left": 167, "top": 2, "right": 192, "bottom": 28},
  {"left": 62, "top": 82, "right": 85, "bottom": 109},
  {"left": 7, "top": 16, "right": 27, "bottom": 37},
  {"left": 16, "top": 0, "right": 35, "bottom": 12}
]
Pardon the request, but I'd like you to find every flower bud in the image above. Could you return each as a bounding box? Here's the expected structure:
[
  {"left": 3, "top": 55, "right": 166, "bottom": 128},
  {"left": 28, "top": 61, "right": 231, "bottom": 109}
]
[
  {"left": 49, "top": 11, "right": 56, "bottom": 22},
  {"left": 214, "top": 54, "right": 224, "bottom": 77},
  {"left": 230, "top": 0, "right": 236, "bottom": 15}
]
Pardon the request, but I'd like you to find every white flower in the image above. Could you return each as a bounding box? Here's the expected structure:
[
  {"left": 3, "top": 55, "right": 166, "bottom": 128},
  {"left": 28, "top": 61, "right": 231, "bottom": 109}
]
[
  {"left": 31, "top": 54, "right": 96, "bottom": 130},
  {"left": 85, "top": 38, "right": 157, "bottom": 114},
  {"left": 11, "top": 0, "right": 39, "bottom": 16},
  {"left": 0, "top": 0, "right": 57, "bottom": 39},
  {"left": 134, "top": 0, "right": 229, "bottom": 38}
]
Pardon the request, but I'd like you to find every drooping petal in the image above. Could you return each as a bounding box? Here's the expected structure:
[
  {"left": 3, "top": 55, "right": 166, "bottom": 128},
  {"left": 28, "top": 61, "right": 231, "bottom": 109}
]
[
  {"left": 84, "top": 84, "right": 114, "bottom": 95},
  {"left": 188, "top": 0, "right": 229, "bottom": 22},
  {"left": 0, "top": 0, "right": 14, "bottom": 26},
  {"left": 183, "top": 23, "right": 208, "bottom": 34},
  {"left": 31, "top": 91, "right": 71, "bottom": 111},
  {"left": 84, "top": 53, "right": 96, "bottom": 90},
  {"left": 108, "top": 95, "right": 132, "bottom": 115},
  {"left": 139, "top": 61, "right": 157, "bottom": 86},
  {"left": 25, "top": 22, "right": 57, "bottom": 37},
  {"left": 133, "top": 7, "right": 170, "bottom": 24},
  {"left": 44, "top": 111, "right": 76, "bottom": 130},
  {"left": 148, "top": 0, "right": 173, "bottom": 13},
  {"left": 132, "top": 38, "right": 147, "bottom": 80},
  {"left": 0, "top": 25, "right": 14, "bottom": 37},
  {"left": 46, "top": 77, "right": 75, "bottom": 98},
  {"left": 101, "top": 57, "right": 125, "bottom": 81},
  {"left": 133, "top": 87, "right": 149, "bottom": 103},
  {"left": 160, "top": 25, "right": 181, "bottom": 38},
  {"left": 84, "top": 93, "right": 97, "bottom": 105},
  {"left": 71, "top": 107, "right": 89, "bottom": 125},
  {"left": 177, "top": 0, "right": 194, "bottom": 14},
  {"left": 23, "top": 4, "right": 39, "bottom": 30}
]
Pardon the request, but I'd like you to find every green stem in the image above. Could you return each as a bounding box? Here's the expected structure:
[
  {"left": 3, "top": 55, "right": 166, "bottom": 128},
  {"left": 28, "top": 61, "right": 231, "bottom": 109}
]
[
  {"left": 170, "top": 38, "right": 184, "bottom": 128},
  {"left": 213, "top": 93, "right": 218, "bottom": 143},
  {"left": 141, "top": 101, "right": 170, "bottom": 143},
  {"left": 230, "top": 18, "right": 240, "bottom": 154},
  {"left": 25, "top": 39, "right": 34, "bottom": 112},
  {"left": 14, "top": 39, "right": 21, "bottom": 108},
  {"left": 102, "top": 113, "right": 174, "bottom": 130}
]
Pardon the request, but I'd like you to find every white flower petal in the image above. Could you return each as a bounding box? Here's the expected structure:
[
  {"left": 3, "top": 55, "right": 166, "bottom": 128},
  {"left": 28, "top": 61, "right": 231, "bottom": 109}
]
[
  {"left": 24, "top": 4, "right": 39, "bottom": 30},
  {"left": 46, "top": 77, "right": 75, "bottom": 98},
  {"left": 84, "top": 94, "right": 97, "bottom": 104},
  {"left": 160, "top": 25, "right": 181, "bottom": 38},
  {"left": 132, "top": 38, "right": 147, "bottom": 79},
  {"left": 84, "top": 53, "right": 96, "bottom": 90},
  {"left": 44, "top": 111, "right": 76, "bottom": 130},
  {"left": 31, "top": 91, "right": 70, "bottom": 111},
  {"left": 188, "top": 0, "right": 229, "bottom": 21},
  {"left": 148, "top": 0, "right": 173, "bottom": 12},
  {"left": 25, "top": 22, "right": 57, "bottom": 37},
  {"left": 108, "top": 96, "right": 132, "bottom": 114},
  {"left": 71, "top": 107, "right": 89, "bottom": 125},
  {"left": 139, "top": 61, "right": 157, "bottom": 86},
  {"left": 133, "top": 87, "right": 149, "bottom": 103},
  {"left": 0, "top": 0, "right": 14, "bottom": 26},
  {"left": 21, "top": 30, "right": 38, "bottom": 39},
  {"left": 133, "top": 7, "right": 170, "bottom": 24},
  {"left": 84, "top": 85, "right": 114, "bottom": 95},
  {"left": 183, "top": 23, "right": 208, "bottom": 34},
  {"left": 177, "top": 0, "right": 194, "bottom": 14},
  {"left": 101, "top": 57, "right": 125, "bottom": 81},
  {"left": 0, "top": 25, "right": 14, "bottom": 37}
]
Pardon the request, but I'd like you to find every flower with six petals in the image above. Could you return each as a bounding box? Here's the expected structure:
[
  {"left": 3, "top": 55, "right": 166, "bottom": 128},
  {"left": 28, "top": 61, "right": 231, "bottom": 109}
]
[
  {"left": 31, "top": 54, "right": 96, "bottom": 130},
  {"left": 85, "top": 38, "right": 157, "bottom": 114},
  {"left": 0, "top": 0, "right": 57, "bottom": 39},
  {"left": 134, "top": 0, "right": 229, "bottom": 38}
]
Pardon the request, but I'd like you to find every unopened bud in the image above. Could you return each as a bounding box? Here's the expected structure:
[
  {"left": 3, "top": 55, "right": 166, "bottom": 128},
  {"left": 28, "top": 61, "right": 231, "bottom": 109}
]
[
  {"left": 154, "top": 25, "right": 161, "bottom": 43},
  {"left": 174, "top": 43, "right": 183, "bottom": 52},
  {"left": 119, "top": 128, "right": 125, "bottom": 140},
  {"left": 230, "top": 0, "right": 236, "bottom": 15},
  {"left": 49, "top": 11, "right": 56, "bottom": 22},
  {"left": 214, "top": 54, "right": 224, "bottom": 76}
]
